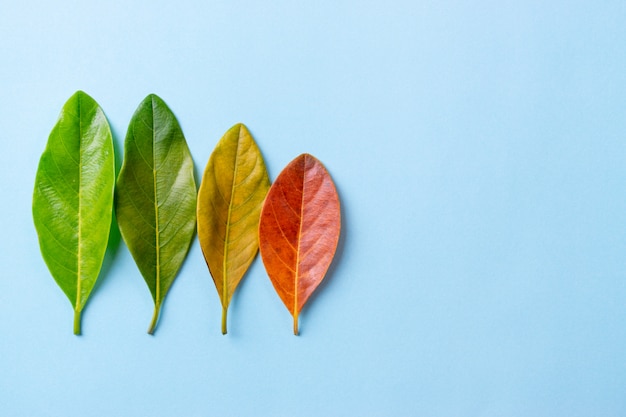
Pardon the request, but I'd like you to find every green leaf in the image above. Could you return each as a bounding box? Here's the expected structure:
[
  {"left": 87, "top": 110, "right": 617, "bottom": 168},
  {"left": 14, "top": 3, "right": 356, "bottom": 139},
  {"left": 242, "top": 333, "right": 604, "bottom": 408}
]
[
  {"left": 33, "top": 91, "right": 115, "bottom": 335},
  {"left": 116, "top": 94, "right": 197, "bottom": 334},
  {"left": 197, "top": 123, "right": 270, "bottom": 334}
]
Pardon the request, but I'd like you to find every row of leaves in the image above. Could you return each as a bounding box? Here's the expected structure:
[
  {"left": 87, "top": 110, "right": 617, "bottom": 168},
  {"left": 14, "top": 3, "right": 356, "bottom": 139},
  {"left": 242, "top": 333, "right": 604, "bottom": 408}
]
[{"left": 33, "top": 91, "right": 341, "bottom": 336}]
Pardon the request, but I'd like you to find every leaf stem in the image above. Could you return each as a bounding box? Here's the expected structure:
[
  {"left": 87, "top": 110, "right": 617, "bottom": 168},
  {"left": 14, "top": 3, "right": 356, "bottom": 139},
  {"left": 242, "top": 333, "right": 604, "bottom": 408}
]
[
  {"left": 221, "top": 306, "right": 227, "bottom": 335},
  {"left": 148, "top": 302, "right": 161, "bottom": 335},
  {"left": 293, "top": 313, "right": 299, "bottom": 336},
  {"left": 73, "top": 309, "right": 82, "bottom": 335}
]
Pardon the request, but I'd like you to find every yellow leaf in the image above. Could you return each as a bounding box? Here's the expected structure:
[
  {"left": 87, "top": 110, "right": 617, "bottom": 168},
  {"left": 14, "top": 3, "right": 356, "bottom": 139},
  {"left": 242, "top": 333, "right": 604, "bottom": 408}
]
[{"left": 197, "top": 123, "right": 271, "bottom": 334}]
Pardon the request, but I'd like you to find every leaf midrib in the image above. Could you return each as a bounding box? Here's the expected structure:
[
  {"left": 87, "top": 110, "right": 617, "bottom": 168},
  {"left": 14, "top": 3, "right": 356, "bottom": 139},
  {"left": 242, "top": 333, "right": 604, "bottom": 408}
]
[
  {"left": 294, "top": 156, "right": 307, "bottom": 318},
  {"left": 75, "top": 94, "right": 83, "bottom": 313},
  {"left": 152, "top": 97, "right": 161, "bottom": 306},
  {"left": 222, "top": 127, "right": 242, "bottom": 306}
]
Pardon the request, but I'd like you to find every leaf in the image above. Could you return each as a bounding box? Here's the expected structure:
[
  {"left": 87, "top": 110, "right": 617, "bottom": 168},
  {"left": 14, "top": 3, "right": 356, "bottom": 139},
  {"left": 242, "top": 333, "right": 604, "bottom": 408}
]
[
  {"left": 197, "top": 123, "right": 271, "bottom": 334},
  {"left": 32, "top": 91, "right": 115, "bottom": 335},
  {"left": 258, "top": 153, "right": 341, "bottom": 335},
  {"left": 115, "top": 94, "right": 197, "bottom": 334}
]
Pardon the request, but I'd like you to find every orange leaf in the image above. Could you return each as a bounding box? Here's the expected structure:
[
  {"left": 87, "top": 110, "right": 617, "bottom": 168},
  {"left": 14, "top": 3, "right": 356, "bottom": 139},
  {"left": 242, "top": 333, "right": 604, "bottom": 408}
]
[{"left": 258, "top": 153, "right": 341, "bottom": 335}]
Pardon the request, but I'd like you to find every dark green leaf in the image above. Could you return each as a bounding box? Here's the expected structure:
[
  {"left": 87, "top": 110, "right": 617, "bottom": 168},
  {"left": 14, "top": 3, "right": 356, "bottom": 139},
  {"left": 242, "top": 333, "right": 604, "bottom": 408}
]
[{"left": 116, "top": 94, "right": 197, "bottom": 334}]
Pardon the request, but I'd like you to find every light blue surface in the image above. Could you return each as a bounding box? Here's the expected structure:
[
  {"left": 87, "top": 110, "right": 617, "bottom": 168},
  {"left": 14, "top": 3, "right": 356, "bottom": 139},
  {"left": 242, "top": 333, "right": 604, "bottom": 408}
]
[{"left": 1, "top": 1, "right": 626, "bottom": 415}]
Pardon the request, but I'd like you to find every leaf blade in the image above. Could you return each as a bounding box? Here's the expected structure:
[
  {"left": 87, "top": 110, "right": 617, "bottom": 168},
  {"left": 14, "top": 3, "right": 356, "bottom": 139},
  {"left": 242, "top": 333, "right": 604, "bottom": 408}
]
[
  {"left": 33, "top": 91, "right": 115, "bottom": 334},
  {"left": 259, "top": 154, "right": 341, "bottom": 335},
  {"left": 116, "top": 94, "right": 197, "bottom": 334},
  {"left": 197, "top": 123, "right": 271, "bottom": 334}
]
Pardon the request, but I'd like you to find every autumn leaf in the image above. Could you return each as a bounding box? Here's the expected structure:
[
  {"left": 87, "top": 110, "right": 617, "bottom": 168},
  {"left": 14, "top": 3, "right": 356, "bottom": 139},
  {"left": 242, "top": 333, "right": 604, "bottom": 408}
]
[
  {"left": 197, "top": 123, "right": 270, "bottom": 334},
  {"left": 258, "top": 153, "right": 341, "bottom": 335}
]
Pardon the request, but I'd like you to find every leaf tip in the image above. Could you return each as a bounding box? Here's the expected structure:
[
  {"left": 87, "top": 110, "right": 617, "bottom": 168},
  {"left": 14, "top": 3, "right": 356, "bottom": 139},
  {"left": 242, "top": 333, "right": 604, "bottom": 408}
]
[
  {"left": 229, "top": 122, "right": 250, "bottom": 138},
  {"left": 72, "top": 90, "right": 94, "bottom": 103},
  {"left": 142, "top": 93, "right": 164, "bottom": 110}
]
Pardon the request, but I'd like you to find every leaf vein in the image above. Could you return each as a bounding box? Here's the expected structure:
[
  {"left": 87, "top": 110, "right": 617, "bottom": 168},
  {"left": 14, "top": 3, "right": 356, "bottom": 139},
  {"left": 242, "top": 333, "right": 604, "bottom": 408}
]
[
  {"left": 159, "top": 198, "right": 192, "bottom": 244},
  {"left": 233, "top": 155, "right": 259, "bottom": 188},
  {"left": 54, "top": 125, "right": 80, "bottom": 166},
  {"left": 277, "top": 182, "right": 301, "bottom": 219},
  {"left": 39, "top": 220, "right": 77, "bottom": 257},
  {"left": 119, "top": 188, "right": 157, "bottom": 231},
  {"left": 127, "top": 159, "right": 155, "bottom": 203},
  {"left": 131, "top": 124, "right": 153, "bottom": 169},
  {"left": 155, "top": 132, "right": 175, "bottom": 171},
  {"left": 264, "top": 238, "right": 296, "bottom": 274},
  {"left": 206, "top": 188, "right": 229, "bottom": 229},
  {"left": 38, "top": 170, "right": 78, "bottom": 210},
  {"left": 269, "top": 197, "right": 297, "bottom": 252},
  {"left": 211, "top": 163, "right": 231, "bottom": 207}
]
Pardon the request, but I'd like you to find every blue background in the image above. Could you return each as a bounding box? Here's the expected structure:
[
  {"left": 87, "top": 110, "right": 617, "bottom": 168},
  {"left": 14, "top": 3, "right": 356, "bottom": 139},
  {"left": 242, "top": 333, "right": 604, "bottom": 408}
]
[{"left": 1, "top": 1, "right": 626, "bottom": 415}]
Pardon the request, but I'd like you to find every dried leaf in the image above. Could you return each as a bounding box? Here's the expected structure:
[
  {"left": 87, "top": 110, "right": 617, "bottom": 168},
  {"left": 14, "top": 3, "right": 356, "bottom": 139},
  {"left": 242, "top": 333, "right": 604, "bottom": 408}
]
[
  {"left": 116, "top": 94, "right": 197, "bottom": 334},
  {"left": 32, "top": 91, "right": 115, "bottom": 334},
  {"left": 258, "top": 153, "right": 340, "bottom": 335},
  {"left": 197, "top": 123, "right": 270, "bottom": 334}
]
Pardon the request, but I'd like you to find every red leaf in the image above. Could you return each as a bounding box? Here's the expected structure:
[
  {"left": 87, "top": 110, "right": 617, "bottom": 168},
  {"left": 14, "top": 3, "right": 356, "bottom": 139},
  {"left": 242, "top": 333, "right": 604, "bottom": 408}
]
[{"left": 259, "top": 154, "right": 341, "bottom": 335}]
